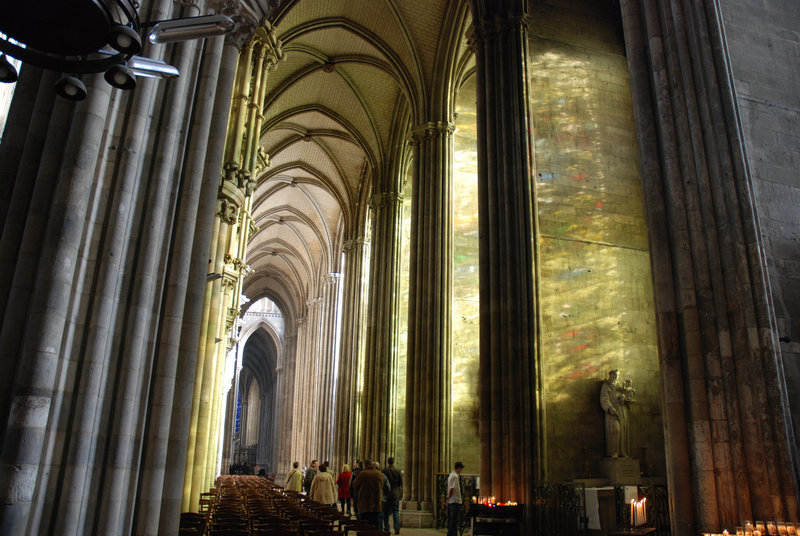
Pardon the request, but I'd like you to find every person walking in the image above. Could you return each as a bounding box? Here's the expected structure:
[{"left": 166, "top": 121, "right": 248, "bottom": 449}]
[
  {"left": 351, "top": 460, "right": 384, "bottom": 529},
  {"left": 309, "top": 464, "right": 337, "bottom": 508},
  {"left": 336, "top": 464, "right": 353, "bottom": 514},
  {"left": 382, "top": 457, "right": 403, "bottom": 534},
  {"left": 349, "top": 460, "right": 364, "bottom": 519},
  {"left": 446, "top": 461, "right": 465, "bottom": 536},
  {"left": 286, "top": 461, "right": 303, "bottom": 492},
  {"left": 303, "top": 459, "right": 318, "bottom": 494}
]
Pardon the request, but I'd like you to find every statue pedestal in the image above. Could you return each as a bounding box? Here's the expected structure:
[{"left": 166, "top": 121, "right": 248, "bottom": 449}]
[{"left": 601, "top": 457, "right": 640, "bottom": 484}]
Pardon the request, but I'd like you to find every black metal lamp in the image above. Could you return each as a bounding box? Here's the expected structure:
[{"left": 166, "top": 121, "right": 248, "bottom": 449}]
[
  {"left": 0, "top": 53, "right": 16, "bottom": 83},
  {"left": 0, "top": 0, "right": 233, "bottom": 100}
]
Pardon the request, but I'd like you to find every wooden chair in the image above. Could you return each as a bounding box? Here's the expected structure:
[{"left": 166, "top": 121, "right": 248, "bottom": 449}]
[
  {"left": 253, "top": 529, "right": 295, "bottom": 536},
  {"left": 208, "top": 528, "right": 249, "bottom": 536},
  {"left": 178, "top": 512, "right": 206, "bottom": 534}
]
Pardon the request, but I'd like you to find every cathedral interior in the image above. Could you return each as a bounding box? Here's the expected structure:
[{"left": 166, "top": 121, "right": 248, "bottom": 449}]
[{"left": 1, "top": 0, "right": 799, "bottom": 534}]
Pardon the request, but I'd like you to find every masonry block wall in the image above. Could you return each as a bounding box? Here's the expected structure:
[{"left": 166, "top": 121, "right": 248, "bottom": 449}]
[{"left": 721, "top": 0, "right": 800, "bottom": 444}]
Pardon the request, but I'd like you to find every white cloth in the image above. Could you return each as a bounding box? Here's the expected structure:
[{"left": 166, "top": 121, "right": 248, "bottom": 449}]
[
  {"left": 623, "top": 485, "right": 638, "bottom": 504},
  {"left": 585, "top": 489, "right": 601, "bottom": 530},
  {"left": 446, "top": 471, "right": 461, "bottom": 504}
]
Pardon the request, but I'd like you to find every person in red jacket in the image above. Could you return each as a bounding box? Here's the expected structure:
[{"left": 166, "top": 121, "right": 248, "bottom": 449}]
[{"left": 336, "top": 464, "right": 353, "bottom": 514}]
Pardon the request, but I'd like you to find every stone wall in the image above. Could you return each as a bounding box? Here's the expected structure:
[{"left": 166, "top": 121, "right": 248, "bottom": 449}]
[
  {"left": 720, "top": 0, "right": 800, "bottom": 446},
  {"left": 531, "top": 0, "right": 665, "bottom": 483}
]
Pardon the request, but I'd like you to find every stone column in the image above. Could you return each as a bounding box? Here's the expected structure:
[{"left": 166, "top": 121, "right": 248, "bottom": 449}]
[
  {"left": 403, "top": 121, "right": 453, "bottom": 522},
  {"left": 468, "top": 1, "right": 543, "bottom": 512},
  {"left": 333, "top": 238, "right": 366, "bottom": 471},
  {"left": 316, "top": 273, "right": 341, "bottom": 461},
  {"left": 182, "top": 5, "right": 283, "bottom": 509},
  {"left": 290, "top": 318, "right": 307, "bottom": 461},
  {"left": 361, "top": 192, "right": 403, "bottom": 465},
  {"left": 305, "top": 296, "right": 324, "bottom": 458},
  {"left": 139, "top": 27, "right": 235, "bottom": 536},
  {"left": 619, "top": 0, "right": 799, "bottom": 532},
  {"left": 0, "top": 77, "right": 116, "bottom": 536},
  {"left": 277, "top": 331, "right": 297, "bottom": 473}
]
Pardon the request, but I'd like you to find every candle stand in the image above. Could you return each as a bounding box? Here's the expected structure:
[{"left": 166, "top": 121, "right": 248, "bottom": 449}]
[{"left": 469, "top": 504, "right": 522, "bottom": 536}]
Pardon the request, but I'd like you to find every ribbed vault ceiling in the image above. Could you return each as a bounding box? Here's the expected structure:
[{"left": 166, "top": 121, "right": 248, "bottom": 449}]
[{"left": 241, "top": 0, "right": 473, "bottom": 327}]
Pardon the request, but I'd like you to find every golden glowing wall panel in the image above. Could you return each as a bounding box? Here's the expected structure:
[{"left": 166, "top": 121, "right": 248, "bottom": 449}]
[
  {"left": 452, "top": 76, "right": 481, "bottom": 472},
  {"left": 530, "top": 2, "right": 665, "bottom": 482},
  {"left": 395, "top": 165, "right": 412, "bottom": 471}
]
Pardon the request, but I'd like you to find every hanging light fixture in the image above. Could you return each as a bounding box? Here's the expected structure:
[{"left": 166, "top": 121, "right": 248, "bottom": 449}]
[
  {"left": 54, "top": 75, "right": 88, "bottom": 101},
  {"left": 148, "top": 14, "right": 234, "bottom": 44},
  {"left": 104, "top": 62, "right": 136, "bottom": 89},
  {"left": 0, "top": 0, "right": 233, "bottom": 99},
  {"left": 0, "top": 53, "right": 16, "bottom": 83}
]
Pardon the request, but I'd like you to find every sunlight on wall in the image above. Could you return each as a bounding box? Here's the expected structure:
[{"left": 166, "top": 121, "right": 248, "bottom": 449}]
[
  {"left": 452, "top": 75, "right": 481, "bottom": 473},
  {"left": 395, "top": 163, "right": 412, "bottom": 471},
  {"left": 530, "top": 13, "right": 664, "bottom": 481}
]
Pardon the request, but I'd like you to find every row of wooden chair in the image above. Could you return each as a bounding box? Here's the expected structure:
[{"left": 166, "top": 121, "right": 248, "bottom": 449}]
[{"left": 181, "top": 475, "right": 391, "bottom": 536}]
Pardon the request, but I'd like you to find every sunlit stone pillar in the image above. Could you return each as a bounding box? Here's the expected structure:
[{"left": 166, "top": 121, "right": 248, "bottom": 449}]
[
  {"left": 468, "top": 0, "right": 542, "bottom": 511},
  {"left": 290, "top": 317, "right": 308, "bottom": 461},
  {"left": 316, "top": 273, "right": 341, "bottom": 461},
  {"left": 277, "top": 331, "right": 297, "bottom": 473},
  {"left": 140, "top": 27, "right": 237, "bottom": 536},
  {"left": 361, "top": 192, "right": 403, "bottom": 465},
  {"left": 620, "top": 0, "right": 799, "bottom": 532},
  {"left": 183, "top": 5, "right": 283, "bottom": 510},
  {"left": 403, "top": 121, "right": 453, "bottom": 524},
  {"left": 333, "top": 238, "right": 366, "bottom": 471},
  {"left": 304, "top": 296, "right": 324, "bottom": 457}
]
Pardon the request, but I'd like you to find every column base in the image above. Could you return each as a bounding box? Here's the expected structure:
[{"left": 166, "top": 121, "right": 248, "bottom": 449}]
[{"left": 400, "top": 501, "right": 435, "bottom": 528}]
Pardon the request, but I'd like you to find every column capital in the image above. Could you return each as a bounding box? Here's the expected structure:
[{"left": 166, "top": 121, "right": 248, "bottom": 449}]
[
  {"left": 210, "top": 0, "right": 260, "bottom": 50},
  {"left": 306, "top": 296, "right": 323, "bottom": 310},
  {"left": 466, "top": 13, "right": 529, "bottom": 51},
  {"left": 369, "top": 191, "right": 403, "bottom": 210},
  {"left": 323, "top": 272, "right": 342, "bottom": 286},
  {"left": 343, "top": 238, "right": 366, "bottom": 253},
  {"left": 254, "top": 21, "right": 285, "bottom": 70},
  {"left": 407, "top": 121, "right": 455, "bottom": 145}
]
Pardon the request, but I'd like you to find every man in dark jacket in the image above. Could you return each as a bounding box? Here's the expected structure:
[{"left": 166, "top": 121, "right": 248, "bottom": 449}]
[
  {"left": 303, "top": 459, "right": 318, "bottom": 493},
  {"left": 351, "top": 460, "right": 384, "bottom": 529},
  {"left": 382, "top": 457, "right": 403, "bottom": 534},
  {"left": 349, "top": 460, "right": 364, "bottom": 518}
]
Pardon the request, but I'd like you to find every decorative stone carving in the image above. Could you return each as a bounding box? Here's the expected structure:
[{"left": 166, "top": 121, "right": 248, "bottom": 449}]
[
  {"left": 210, "top": 0, "right": 260, "bottom": 50},
  {"left": 223, "top": 160, "right": 240, "bottom": 186},
  {"left": 368, "top": 191, "right": 403, "bottom": 210},
  {"left": 255, "top": 146, "right": 270, "bottom": 174},
  {"left": 407, "top": 121, "right": 455, "bottom": 145},
  {"left": 323, "top": 272, "right": 341, "bottom": 286},
  {"left": 218, "top": 198, "right": 239, "bottom": 224},
  {"left": 306, "top": 296, "right": 323, "bottom": 310},
  {"left": 600, "top": 369, "right": 636, "bottom": 458},
  {"left": 466, "top": 13, "right": 529, "bottom": 51},
  {"left": 342, "top": 238, "right": 365, "bottom": 253}
]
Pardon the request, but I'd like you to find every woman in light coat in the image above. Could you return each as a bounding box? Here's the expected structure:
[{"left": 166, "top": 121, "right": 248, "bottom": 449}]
[{"left": 309, "top": 464, "right": 337, "bottom": 507}]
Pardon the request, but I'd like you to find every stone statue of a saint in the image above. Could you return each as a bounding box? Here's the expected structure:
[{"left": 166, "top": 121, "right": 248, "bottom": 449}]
[{"left": 600, "top": 370, "right": 636, "bottom": 457}]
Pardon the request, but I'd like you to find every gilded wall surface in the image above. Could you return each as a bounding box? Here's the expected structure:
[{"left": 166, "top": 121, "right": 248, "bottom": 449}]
[
  {"left": 530, "top": 1, "right": 666, "bottom": 482},
  {"left": 395, "top": 165, "right": 412, "bottom": 471},
  {"left": 452, "top": 76, "right": 481, "bottom": 473}
]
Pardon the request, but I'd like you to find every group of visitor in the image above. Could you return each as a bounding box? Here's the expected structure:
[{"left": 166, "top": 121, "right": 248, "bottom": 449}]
[{"left": 284, "top": 457, "right": 404, "bottom": 534}]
